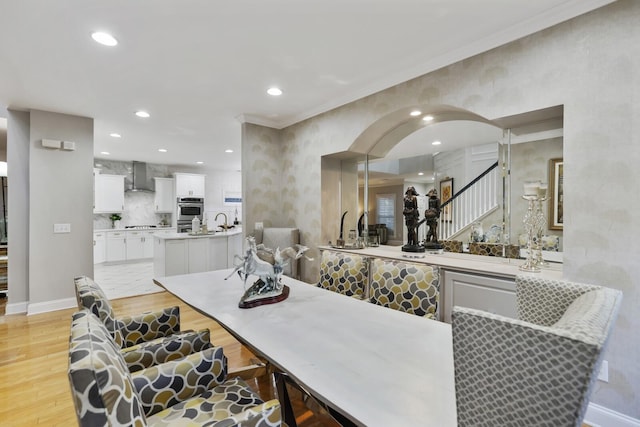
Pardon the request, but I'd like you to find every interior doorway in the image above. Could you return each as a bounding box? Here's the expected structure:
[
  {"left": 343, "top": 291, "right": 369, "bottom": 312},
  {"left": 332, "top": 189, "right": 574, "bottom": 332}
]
[{"left": 0, "top": 117, "right": 8, "bottom": 314}]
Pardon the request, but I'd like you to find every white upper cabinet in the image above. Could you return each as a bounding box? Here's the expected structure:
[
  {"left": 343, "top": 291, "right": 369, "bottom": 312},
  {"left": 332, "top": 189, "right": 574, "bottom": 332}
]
[
  {"left": 174, "top": 173, "right": 205, "bottom": 198},
  {"left": 154, "top": 177, "right": 175, "bottom": 212},
  {"left": 94, "top": 173, "right": 125, "bottom": 213}
]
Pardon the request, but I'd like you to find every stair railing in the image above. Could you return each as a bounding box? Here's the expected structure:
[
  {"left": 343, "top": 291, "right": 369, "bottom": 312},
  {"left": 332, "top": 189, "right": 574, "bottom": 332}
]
[{"left": 438, "top": 161, "right": 499, "bottom": 241}]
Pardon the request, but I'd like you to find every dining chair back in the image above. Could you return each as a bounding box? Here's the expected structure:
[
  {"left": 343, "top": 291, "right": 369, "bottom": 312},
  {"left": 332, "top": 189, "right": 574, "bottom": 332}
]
[
  {"left": 368, "top": 258, "right": 439, "bottom": 319},
  {"left": 317, "top": 249, "right": 368, "bottom": 298}
]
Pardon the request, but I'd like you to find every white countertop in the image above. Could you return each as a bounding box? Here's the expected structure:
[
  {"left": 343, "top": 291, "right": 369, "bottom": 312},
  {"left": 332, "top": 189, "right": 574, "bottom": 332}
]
[
  {"left": 154, "top": 228, "right": 243, "bottom": 240},
  {"left": 94, "top": 226, "right": 175, "bottom": 232},
  {"left": 155, "top": 269, "right": 457, "bottom": 427},
  {"left": 318, "top": 244, "right": 563, "bottom": 280}
]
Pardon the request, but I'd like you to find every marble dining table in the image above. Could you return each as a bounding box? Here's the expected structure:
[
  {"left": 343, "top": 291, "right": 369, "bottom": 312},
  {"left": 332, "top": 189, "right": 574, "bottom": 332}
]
[{"left": 154, "top": 269, "right": 457, "bottom": 427}]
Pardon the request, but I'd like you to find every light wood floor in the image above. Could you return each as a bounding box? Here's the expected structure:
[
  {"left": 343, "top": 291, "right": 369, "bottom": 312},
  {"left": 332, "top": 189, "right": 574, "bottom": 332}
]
[{"left": 0, "top": 291, "right": 338, "bottom": 426}]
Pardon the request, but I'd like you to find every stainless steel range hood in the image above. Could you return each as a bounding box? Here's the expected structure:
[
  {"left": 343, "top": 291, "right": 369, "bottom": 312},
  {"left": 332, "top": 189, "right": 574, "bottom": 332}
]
[{"left": 128, "top": 161, "right": 154, "bottom": 192}]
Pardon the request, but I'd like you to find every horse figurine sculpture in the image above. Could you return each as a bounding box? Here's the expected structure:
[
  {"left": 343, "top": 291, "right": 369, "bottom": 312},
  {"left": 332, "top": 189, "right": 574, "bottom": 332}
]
[{"left": 225, "top": 236, "right": 312, "bottom": 308}]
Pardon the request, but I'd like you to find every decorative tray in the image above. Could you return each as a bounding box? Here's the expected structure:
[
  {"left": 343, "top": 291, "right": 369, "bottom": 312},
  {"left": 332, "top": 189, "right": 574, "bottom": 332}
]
[{"left": 330, "top": 244, "right": 365, "bottom": 250}]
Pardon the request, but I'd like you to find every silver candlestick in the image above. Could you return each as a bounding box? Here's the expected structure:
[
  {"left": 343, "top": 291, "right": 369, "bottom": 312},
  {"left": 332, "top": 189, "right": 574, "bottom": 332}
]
[
  {"left": 534, "top": 197, "right": 549, "bottom": 268},
  {"left": 519, "top": 195, "right": 541, "bottom": 272}
]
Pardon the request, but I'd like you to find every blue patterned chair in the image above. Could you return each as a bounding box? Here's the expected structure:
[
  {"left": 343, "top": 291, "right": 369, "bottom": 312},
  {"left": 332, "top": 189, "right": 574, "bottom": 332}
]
[
  {"left": 368, "top": 258, "right": 439, "bottom": 319},
  {"left": 317, "top": 250, "right": 367, "bottom": 298},
  {"left": 68, "top": 309, "right": 282, "bottom": 426},
  {"left": 74, "top": 276, "right": 212, "bottom": 372},
  {"left": 452, "top": 275, "right": 622, "bottom": 427}
]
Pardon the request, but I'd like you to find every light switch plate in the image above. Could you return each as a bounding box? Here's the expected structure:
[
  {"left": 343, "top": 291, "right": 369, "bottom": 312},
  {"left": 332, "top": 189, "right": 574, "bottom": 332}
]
[
  {"left": 53, "top": 223, "right": 71, "bottom": 233},
  {"left": 62, "top": 140, "right": 76, "bottom": 151},
  {"left": 42, "top": 139, "right": 61, "bottom": 149},
  {"left": 597, "top": 360, "right": 608, "bottom": 382}
]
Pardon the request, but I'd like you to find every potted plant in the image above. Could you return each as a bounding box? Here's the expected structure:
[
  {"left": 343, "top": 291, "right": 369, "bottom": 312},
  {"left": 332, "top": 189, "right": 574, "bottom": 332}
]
[{"left": 109, "top": 213, "right": 122, "bottom": 229}]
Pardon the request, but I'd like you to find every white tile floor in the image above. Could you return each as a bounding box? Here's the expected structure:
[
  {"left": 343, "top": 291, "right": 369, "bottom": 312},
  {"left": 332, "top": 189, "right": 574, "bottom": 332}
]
[{"left": 93, "top": 260, "right": 164, "bottom": 300}]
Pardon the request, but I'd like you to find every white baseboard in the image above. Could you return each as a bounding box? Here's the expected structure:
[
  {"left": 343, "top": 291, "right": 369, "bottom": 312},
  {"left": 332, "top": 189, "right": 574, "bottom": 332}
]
[
  {"left": 5, "top": 301, "right": 28, "bottom": 315},
  {"left": 27, "top": 297, "right": 76, "bottom": 315},
  {"left": 586, "top": 403, "right": 640, "bottom": 427}
]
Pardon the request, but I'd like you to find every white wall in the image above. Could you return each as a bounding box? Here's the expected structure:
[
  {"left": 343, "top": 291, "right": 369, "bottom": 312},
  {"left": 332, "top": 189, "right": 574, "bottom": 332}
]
[
  {"left": 6, "top": 110, "right": 30, "bottom": 311},
  {"left": 8, "top": 110, "right": 94, "bottom": 313}
]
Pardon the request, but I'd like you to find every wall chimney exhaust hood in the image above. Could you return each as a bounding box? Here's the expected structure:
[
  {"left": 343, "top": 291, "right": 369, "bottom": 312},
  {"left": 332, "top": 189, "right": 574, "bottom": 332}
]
[{"left": 128, "top": 161, "right": 154, "bottom": 192}]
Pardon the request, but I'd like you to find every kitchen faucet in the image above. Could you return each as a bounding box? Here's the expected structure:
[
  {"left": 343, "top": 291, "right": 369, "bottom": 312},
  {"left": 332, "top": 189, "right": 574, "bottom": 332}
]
[{"left": 215, "top": 212, "right": 230, "bottom": 230}]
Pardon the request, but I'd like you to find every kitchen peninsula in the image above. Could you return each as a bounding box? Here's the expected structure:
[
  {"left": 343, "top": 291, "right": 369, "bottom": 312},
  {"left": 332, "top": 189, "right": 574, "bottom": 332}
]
[{"left": 153, "top": 228, "right": 243, "bottom": 277}]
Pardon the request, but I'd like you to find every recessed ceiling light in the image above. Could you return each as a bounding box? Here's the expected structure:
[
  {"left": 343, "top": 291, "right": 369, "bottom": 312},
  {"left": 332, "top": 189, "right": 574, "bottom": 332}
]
[
  {"left": 110, "top": 133, "right": 121, "bottom": 138},
  {"left": 225, "top": 149, "right": 234, "bottom": 153},
  {"left": 196, "top": 161, "right": 204, "bottom": 165},
  {"left": 158, "top": 148, "right": 167, "bottom": 153},
  {"left": 423, "top": 115, "right": 434, "bottom": 122},
  {"left": 91, "top": 32, "right": 118, "bottom": 47},
  {"left": 135, "top": 111, "right": 150, "bottom": 118},
  {"left": 418, "top": 172, "right": 424, "bottom": 176},
  {"left": 432, "top": 140, "right": 442, "bottom": 145},
  {"left": 267, "top": 87, "right": 283, "bottom": 96},
  {"left": 410, "top": 110, "right": 422, "bottom": 116},
  {"left": 100, "top": 151, "right": 110, "bottom": 155}
]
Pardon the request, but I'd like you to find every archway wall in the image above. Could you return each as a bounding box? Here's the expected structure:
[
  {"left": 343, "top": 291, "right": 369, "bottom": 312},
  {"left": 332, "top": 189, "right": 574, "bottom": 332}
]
[{"left": 242, "top": 2, "right": 640, "bottom": 418}]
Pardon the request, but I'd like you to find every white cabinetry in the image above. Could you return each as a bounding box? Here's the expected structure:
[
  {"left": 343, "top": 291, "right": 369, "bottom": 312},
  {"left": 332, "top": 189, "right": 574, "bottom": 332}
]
[
  {"left": 163, "top": 239, "right": 189, "bottom": 276},
  {"left": 226, "top": 233, "right": 243, "bottom": 268},
  {"left": 93, "top": 232, "right": 106, "bottom": 264},
  {"left": 154, "top": 178, "right": 175, "bottom": 213},
  {"left": 155, "top": 237, "right": 208, "bottom": 277},
  {"left": 94, "top": 174, "right": 125, "bottom": 213},
  {"left": 125, "top": 230, "right": 145, "bottom": 260},
  {"left": 154, "top": 232, "right": 242, "bottom": 277},
  {"left": 188, "top": 238, "right": 209, "bottom": 273},
  {"left": 143, "top": 231, "right": 155, "bottom": 257},
  {"left": 174, "top": 173, "right": 205, "bottom": 198},
  {"left": 106, "top": 231, "right": 127, "bottom": 262},
  {"left": 209, "top": 237, "right": 228, "bottom": 271},
  {"left": 126, "top": 230, "right": 163, "bottom": 261},
  {"left": 442, "top": 270, "right": 517, "bottom": 323}
]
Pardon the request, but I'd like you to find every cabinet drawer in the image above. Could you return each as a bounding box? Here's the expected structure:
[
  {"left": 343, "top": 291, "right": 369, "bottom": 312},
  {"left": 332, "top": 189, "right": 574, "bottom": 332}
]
[{"left": 443, "top": 270, "right": 516, "bottom": 323}]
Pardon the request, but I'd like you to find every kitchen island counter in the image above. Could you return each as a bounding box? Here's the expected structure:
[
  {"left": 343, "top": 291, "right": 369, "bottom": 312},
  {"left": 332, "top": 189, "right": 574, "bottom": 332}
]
[
  {"left": 154, "top": 228, "right": 243, "bottom": 277},
  {"left": 154, "top": 228, "right": 242, "bottom": 240}
]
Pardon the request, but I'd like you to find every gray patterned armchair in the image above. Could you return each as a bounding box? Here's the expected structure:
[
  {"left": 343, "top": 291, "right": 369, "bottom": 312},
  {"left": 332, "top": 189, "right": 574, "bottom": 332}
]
[
  {"left": 254, "top": 227, "right": 300, "bottom": 278},
  {"left": 68, "top": 309, "right": 282, "bottom": 426},
  {"left": 74, "top": 276, "right": 212, "bottom": 372},
  {"left": 453, "top": 275, "right": 622, "bottom": 427}
]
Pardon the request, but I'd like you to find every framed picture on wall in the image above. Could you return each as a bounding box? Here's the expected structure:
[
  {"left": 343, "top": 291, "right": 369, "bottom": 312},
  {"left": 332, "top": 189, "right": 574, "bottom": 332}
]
[
  {"left": 548, "top": 158, "right": 563, "bottom": 230},
  {"left": 223, "top": 190, "right": 242, "bottom": 206},
  {"left": 439, "top": 177, "right": 454, "bottom": 222}
]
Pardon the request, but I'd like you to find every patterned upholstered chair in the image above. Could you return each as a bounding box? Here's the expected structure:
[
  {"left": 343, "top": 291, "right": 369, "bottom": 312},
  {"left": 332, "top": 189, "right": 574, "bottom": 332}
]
[
  {"left": 74, "top": 276, "right": 212, "bottom": 372},
  {"left": 68, "top": 309, "right": 282, "bottom": 427},
  {"left": 368, "top": 258, "right": 439, "bottom": 319},
  {"left": 254, "top": 227, "right": 300, "bottom": 278},
  {"left": 317, "top": 250, "right": 368, "bottom": 298},
  {"left": 452, "top": 275, "right": 622, "bottom": 427}
]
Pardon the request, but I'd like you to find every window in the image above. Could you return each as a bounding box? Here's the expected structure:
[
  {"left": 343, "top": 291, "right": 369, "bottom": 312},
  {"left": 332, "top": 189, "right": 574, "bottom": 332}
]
[{"left": 376, "top": 194, "right": 395, "bottom": 236}]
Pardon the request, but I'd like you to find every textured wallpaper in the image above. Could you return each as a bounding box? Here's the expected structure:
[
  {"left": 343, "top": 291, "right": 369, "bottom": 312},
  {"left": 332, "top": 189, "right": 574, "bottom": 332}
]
[{"left": 243, "top": 1, "right": 640, "bottom": 417}]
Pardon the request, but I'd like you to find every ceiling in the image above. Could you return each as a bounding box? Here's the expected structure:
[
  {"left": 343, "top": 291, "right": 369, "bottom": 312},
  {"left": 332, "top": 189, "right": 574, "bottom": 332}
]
[{"left": 0, "top": 0, "right": 613, "bottom": 171}]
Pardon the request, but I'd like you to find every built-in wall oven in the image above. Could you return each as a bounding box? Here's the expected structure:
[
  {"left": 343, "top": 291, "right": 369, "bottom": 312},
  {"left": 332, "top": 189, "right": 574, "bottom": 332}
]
[{"left": 177, "top": 197, "right": 204, "bottom": 232}]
